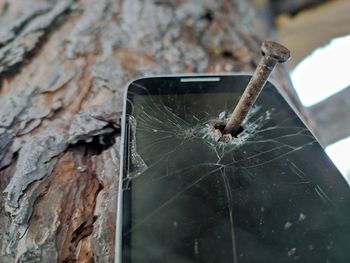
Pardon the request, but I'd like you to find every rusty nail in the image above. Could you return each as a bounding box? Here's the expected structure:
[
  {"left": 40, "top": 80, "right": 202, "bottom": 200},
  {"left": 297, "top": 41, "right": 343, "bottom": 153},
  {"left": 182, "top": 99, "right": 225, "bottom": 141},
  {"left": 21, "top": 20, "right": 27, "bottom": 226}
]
[{"left": 223, "top": 40, "right": 291, "bottom": 135}]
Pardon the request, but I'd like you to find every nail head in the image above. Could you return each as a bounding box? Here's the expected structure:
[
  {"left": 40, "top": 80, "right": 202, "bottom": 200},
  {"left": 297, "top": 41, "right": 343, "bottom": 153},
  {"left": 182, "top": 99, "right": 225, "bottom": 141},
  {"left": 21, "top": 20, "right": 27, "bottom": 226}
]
[{"left": 261, "top": 40, "right": 291, "bottom": 63}]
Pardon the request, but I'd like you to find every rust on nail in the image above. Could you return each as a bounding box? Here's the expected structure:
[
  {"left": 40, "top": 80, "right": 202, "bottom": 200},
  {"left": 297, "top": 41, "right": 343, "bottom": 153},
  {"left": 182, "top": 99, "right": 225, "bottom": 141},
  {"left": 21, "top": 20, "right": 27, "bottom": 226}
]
[{"left": 223, "top": 40, "right": 291, "bottom": 136}]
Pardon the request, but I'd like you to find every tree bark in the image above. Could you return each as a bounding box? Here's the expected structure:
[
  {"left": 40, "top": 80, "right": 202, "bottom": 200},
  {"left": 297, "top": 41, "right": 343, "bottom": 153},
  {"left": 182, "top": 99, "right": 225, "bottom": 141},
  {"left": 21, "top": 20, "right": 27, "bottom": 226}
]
[{"left": 0, "top": 0, "right": 297, "bottom": 262}]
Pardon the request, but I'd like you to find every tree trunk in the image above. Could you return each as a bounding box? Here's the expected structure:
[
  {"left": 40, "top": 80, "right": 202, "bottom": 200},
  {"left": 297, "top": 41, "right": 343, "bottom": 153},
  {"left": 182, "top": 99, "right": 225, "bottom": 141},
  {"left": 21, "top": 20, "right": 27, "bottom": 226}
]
[{"left": 0, "top": 0, "right": 297, "bottom": 262}]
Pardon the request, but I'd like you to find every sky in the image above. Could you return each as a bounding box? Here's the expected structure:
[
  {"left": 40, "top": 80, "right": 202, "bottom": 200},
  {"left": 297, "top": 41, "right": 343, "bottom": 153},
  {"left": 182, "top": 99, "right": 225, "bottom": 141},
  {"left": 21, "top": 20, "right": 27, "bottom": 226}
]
[{"left": 290, "top": 34, "right": 350, "bottom": 183}]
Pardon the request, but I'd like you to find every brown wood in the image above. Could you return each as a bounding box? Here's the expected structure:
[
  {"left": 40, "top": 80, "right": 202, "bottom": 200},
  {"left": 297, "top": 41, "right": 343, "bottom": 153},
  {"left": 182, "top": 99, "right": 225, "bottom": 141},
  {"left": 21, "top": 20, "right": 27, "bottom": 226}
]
[
  {"left": 0, "top": 0, "right": 298, "bottom": 262},
  {"left": 271, "top": 0, "right": 329, "bottom": 15},
  {"left": 308, "top": 86, "right": 350, "bottom": 147}
]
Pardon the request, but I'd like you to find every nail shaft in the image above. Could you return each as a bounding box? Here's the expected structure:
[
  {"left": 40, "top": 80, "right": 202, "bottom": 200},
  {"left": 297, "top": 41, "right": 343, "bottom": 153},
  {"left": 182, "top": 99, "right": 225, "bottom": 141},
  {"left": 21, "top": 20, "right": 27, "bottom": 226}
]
[{"left": 223, "top": 41, "right": 290, "bottom": 135}]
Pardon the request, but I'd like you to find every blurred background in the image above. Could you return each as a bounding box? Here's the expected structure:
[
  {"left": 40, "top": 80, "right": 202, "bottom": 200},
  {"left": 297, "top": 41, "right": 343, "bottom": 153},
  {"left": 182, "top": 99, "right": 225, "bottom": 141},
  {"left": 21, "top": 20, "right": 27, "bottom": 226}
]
[{"left": 272, "top": 0, "right": 350, "bottom": 182}]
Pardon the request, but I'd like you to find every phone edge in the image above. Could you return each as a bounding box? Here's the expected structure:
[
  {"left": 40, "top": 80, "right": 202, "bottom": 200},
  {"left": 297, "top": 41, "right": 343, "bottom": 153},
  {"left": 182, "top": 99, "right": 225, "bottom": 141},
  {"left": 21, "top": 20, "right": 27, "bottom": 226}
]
[{"left": 115, "top": 82, "right": 129, "bottom": 263}]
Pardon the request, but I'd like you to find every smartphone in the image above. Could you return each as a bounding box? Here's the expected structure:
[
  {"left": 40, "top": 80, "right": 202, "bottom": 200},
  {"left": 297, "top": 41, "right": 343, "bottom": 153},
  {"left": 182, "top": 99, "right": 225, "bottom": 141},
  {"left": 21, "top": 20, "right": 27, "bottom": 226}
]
[{"left": 116, "top": 75, "right": 350, "bottom": 263}]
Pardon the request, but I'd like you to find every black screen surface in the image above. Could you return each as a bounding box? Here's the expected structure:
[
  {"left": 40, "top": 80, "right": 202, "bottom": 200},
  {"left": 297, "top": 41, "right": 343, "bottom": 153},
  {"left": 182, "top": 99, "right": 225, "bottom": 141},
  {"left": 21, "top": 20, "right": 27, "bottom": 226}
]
[{"left": 121, "top": 75, "right": 350, "bottom": 263}]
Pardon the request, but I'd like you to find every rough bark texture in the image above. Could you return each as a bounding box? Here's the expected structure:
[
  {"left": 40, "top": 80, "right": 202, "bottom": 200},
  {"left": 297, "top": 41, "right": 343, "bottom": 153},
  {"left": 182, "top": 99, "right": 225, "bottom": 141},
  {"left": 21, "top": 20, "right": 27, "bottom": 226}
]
[{"left": 0, "top": 0, "right": 296, "bottom": 262}]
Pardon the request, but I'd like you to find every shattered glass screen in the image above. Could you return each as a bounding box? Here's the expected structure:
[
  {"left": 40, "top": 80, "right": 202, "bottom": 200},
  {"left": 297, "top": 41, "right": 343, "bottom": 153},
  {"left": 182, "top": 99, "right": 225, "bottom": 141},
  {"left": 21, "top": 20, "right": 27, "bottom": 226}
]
[{"left": 122, "top": 76, "right": 350, "bottom": 263}]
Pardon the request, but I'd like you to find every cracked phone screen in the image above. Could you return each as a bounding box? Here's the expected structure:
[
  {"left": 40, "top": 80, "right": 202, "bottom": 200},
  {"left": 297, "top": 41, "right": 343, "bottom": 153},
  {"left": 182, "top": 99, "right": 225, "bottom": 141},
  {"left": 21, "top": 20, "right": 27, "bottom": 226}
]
[{"left": 121, "top": 76, "right": 350, "bottom": 263}]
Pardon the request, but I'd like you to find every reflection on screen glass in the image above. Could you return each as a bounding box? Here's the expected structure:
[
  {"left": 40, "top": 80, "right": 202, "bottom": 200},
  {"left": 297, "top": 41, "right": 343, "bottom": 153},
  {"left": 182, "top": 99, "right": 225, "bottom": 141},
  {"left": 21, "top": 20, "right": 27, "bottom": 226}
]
[{"left": 122, "top": 77, "right": 350, "bottom": 263}]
